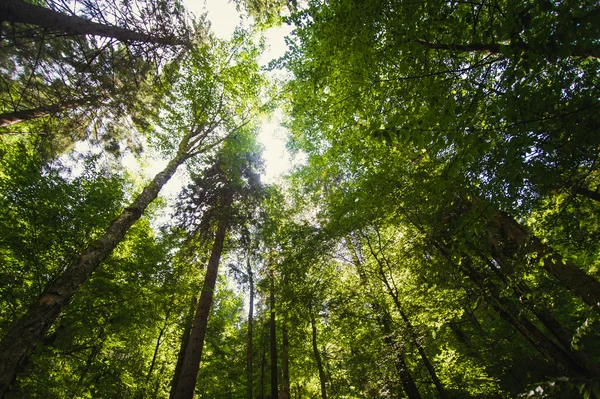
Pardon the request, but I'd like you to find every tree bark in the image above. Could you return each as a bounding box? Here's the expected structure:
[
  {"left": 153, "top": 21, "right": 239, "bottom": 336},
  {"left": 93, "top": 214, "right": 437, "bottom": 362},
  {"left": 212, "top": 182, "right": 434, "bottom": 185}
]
[
  {"left": 486, "top": 256, "right": 600, "bottom": 378},
  {"left": 281, "top": 323, "right": 291, "bottom": 399},
  {"left": 491, "top": 209, "right": 600, "bottom": 311},
  {"left": 171, "top": 212, "right": 231, "bottom": 399},
  {"left": 574, "top": 186, "right": 600, "bottom": 203},
  {"left": 0, "top": 143, "right": 190, "bottom": 394},
  {"left": 170, "top": 294, "right": 198, "bottom": 399},
  {"left": 0, "top": 97, "right": 99, "bottom": 127},
  {"left": 270, "top": 277, "right": 278, "bottom": 399},
  {"left": 310, "top": 315, "right": 328, "bottom": 399},
  {"left": 0, "top": 0, "right": 186, "bottom": 46},
  {"left": 378, "top": 310, "right": 422, "bottom": 399},
  {"left": 247, "top": 259, "right": 254, "bottom": 399}
]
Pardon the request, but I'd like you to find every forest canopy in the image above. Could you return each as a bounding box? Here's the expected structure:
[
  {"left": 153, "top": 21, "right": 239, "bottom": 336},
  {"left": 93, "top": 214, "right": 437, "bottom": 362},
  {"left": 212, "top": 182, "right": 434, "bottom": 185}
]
[{"left": 0, "top": 0, "right": 599, "bottom": 398}]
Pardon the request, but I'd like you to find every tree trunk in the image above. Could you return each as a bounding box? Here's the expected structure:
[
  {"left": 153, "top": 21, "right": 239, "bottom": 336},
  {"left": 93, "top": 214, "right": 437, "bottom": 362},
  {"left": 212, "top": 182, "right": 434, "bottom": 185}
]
[
  {"left": 345, "top": 237, "right": 421, "bottom": 399},
  {"left": 458, "top": 257, "right": 591, "bottom": 378},
  {"left": 0, "top": 0, "right": 185, "bottom": 46},
  {"left": 0, "top": 96, "right": 98, "bottom": 127},
  {"left": 364, "top": 233, "right": 448, "bottom": 399},
  {"left": 378, "top": 310, "right": 422, "bottom": 399},
  {"left": 491, "top": 209, "right": 600, "bottom": 311},
  {"left": 146, "top": 308, "right": 171, "bottom": 385},
  {"left": 170, "top": 294, "right": 198, "bottom": 399},
  {"left": 281, "top": 323, "right": 291, "bottom": 399},
  {"left": 270, "top": 278, "right": 278, "bottom": 399},
  {"left": 69, "top": 328, "right": 106, "bottom": 399},
  {"left": 574, "top": 186, "right": 600, "bottom": 203},
  {"left": 310, "top": 315, "right": 328, "bottom": 399},
  {"left": 247, "top": 259, "right": 254, "bottom": 399},
  {"left": 486, "top": 256, "right": 600, "bottom": 378},
  {"left": 0, "top": 144, "right": 190, "bottom": 394},
  {"left": 171, "top": 212, "right": 231, "bottom": 399}
]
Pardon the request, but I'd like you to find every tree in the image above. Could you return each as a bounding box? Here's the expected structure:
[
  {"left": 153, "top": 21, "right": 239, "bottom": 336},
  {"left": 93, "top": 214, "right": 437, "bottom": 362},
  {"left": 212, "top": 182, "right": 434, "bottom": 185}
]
[
  {"left": 0, "top": 33, "right": 263, "bottom": 392},
  {"left": 171, "top": 128, "right": 265, "bottom": 399}
]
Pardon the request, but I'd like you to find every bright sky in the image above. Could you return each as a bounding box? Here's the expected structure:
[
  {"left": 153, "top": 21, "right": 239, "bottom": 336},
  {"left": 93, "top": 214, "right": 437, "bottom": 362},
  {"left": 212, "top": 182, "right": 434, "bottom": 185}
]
[
  {"left": 120, "top": 0, "right": 296, "bottom": 205},
  {"left": 187, "top": 0, "right": 295, "bottom": 184}
]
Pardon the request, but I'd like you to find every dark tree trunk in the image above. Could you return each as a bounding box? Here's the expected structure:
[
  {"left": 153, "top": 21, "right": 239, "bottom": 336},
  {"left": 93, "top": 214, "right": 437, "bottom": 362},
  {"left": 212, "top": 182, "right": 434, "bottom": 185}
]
[
  {"left": 0, "top": 143, "right": 190, "bottom": 394},
  {"left": 70, "top": 328, "right": 106, "bottom": 399},
  {"left": 270, "top": 278, "right": 278, "bottom": 399},
  {"left": 491, "top": 209, "right": 600, "bottom": 311},
  {"left": 486, "top": 255, "right": 600, "bottom": 378},
  {"left": 310, "top": 315, "right": 328, "bottom": 399},
  {"left": 0, "top": 0, "right": 186, "bottom": 46},
  {"left": 0, "top": 96, "right": 98, "bottom": 127},
  {"left": 378, "top": 310, "right": 422, "bottom": 399},
  {"left": 146, "top": 308, "right": 171, "bottom": 385},
  {"left": 458, "top": 256, "right": 591, "bottom": 378},
  {"left": 171, "top": 212, "right": 231, "bottom": 399},
  {"left": 247, "top": 259, "right": 254, "bottom": 399},
  {"left": 281, "top": 323, "right": 291, "bottom": 399},
  {"left": 170, "top": 294, "right": 198, "bottom": 398},
  {"left": 574, "top": 186, "right": 600, "bottom": 203}
]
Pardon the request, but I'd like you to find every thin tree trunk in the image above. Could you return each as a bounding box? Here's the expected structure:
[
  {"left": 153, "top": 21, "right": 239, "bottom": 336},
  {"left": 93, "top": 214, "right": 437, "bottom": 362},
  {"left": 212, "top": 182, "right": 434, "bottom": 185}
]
[
  {"left": 486, "top": 256, "right": 600, "bottom": 378},
  {"left": 270, "top": 278, "right": 278, "bottom": 399},
  {"left": 345, "top": 237, "right": 421, "bottom": 398},
  {"left": 0, "top": 140, "right": 191, "bottom": 394},
  {"left": 490, "top": 209, "right": 600, "bottom": 311},
  {"left": 247, "top": 259, "right": 254, "bottom": 399},
  {"left": 457, "top": 255, "right": 590, "bottom": 378},
  {"left": 0, "top": 96, "right": 98, "bottom": 127},
  {"left": 170, "top": 294, "right": 199, "bottom": 398},
  {"left": 0, "top": 0, "right": 186, "bottom": 46},
  {"left": 281, "top": 323, "right": 291, "bottom": 399},
  {"left": 261, "top": 326, "right": 267, "bottom": 399},
  {"left": 364, "top": 233, "right": 448, "bottom": 399},
  {"left": 70, "top": 328, "right": 106, "bottom": 399},
  {"left": 146, "top": 308, "right": 172, "bottom": 385},
  {"left": 310, "top": 315, "right": 328, "bottom": 399},
  {"left": 171, "top": 211, "right": 231, "bottom": 399}
]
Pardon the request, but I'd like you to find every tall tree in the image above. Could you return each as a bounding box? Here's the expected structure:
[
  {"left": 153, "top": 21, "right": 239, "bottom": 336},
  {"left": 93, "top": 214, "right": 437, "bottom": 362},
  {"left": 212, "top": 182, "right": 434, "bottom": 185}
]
[
  {"left": 171, "top": 128, "right": 265, "bottom": 399},
  {"left": 0, "top": 35, "right": 263, "bottom": 392}
]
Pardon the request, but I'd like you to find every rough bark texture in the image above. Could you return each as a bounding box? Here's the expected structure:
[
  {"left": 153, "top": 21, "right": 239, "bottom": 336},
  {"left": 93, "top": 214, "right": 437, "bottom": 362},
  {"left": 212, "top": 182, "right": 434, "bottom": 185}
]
[
  {"left": 0, "top": 97, "right": 98, "bottom": 127},
  {"left": 491, "top": 210, "right": 600, "bottom": 310},
  {"left": 311, "top": 315, "right": 328, "bottom": 399},
  {"left": 0, "top": 0, "right": 185, "bottom": 45},
  {"left": 247, "top": 261, "right": 254, "bottom": 399},
  {"left": 170, "top": 294, "right": 198, "bottom": 398},
  {"left": 0, "top": 150, "right": 186, "bottom": 394},
  {"left": 171, "top": 216, "right": 230, "bottom": 399},
  {"left": 270, "top": 278, "right": 278, "bottom": 399}
]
